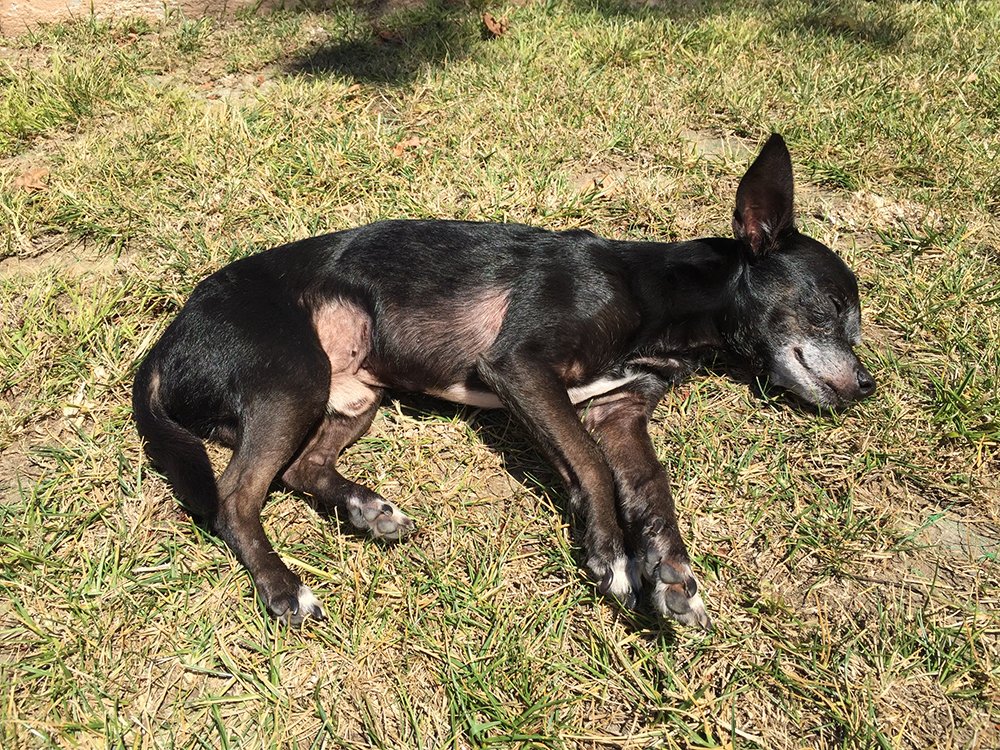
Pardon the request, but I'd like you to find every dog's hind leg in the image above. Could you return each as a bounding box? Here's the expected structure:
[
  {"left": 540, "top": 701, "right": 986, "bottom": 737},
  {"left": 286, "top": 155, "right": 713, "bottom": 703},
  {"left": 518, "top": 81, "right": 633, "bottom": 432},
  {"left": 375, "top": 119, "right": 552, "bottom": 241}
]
[
  {"left": 582, "top": 385, "right": 712, "bottom": 630},
  {"left": 213, "top": 391, "right": 329, "bottom": 625},
  {"left": 282, "top": 392, "right": 416, "bottom": 541}
]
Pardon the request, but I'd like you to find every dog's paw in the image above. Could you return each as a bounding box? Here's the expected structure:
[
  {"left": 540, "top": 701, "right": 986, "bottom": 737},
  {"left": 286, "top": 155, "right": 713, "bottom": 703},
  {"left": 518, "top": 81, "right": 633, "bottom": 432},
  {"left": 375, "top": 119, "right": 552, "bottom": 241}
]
[
  {"left": 590, "top": 554, "right": 641, "bottom": 610},
  {"left": 346, "top": 493, "right": 416, "bottom": 540},
  {"left": 268, "top": 584, "right": 326, "bottom": 626},
  {"left": 648, "top": 561, "right": 712, "bottom": 631},
  {"left": 637, "top": 518, "right": 712, "bottom": 630}
]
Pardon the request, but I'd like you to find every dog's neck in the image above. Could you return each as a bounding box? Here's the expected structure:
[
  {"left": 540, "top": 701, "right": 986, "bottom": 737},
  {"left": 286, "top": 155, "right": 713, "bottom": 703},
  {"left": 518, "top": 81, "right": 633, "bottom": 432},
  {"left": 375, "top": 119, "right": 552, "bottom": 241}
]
[{"left": 612, "top": 237, "right": 745, "bottom": 356}]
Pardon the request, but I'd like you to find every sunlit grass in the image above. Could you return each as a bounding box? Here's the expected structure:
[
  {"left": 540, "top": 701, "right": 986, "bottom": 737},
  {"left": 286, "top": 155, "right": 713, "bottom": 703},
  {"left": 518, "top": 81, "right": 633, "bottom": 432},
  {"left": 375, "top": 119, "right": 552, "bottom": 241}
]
[{"left": 1, "top": 2, "right": 997, "bottom": 748}]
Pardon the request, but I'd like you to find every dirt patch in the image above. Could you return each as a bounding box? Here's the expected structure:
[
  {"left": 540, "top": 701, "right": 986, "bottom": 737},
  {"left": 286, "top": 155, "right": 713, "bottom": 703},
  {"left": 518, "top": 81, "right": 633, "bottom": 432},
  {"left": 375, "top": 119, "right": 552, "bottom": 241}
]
[
  {"left": 0, "top": 244, "right": 122, "bottom": 279},
  {"left": 0, "top": 441, "right": 34, "bottom": 503},
  {"left": 0, "top": 1, "right": 288, "bottom": 36},
  {"left": 678, "top": 127, "right": 756, "bottom": 162},
  {"left": 906, "top": 511, "right": 999, "bottom": 563}
]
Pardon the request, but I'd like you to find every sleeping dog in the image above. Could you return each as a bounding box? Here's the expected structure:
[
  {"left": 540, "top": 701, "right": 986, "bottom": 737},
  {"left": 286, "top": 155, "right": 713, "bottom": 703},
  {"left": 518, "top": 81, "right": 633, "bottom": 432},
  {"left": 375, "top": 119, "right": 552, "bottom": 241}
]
[{"left": 133, "top": 134, "right": 874, "bottom": 629}]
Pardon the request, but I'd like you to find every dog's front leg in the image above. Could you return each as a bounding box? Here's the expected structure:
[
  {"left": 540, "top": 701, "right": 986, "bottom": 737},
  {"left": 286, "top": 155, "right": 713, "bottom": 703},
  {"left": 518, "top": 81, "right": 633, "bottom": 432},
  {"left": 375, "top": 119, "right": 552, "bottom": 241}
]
[
  {"left": 582, "top": 386, "right": 712, "bottom": 630},
  {"left": 477, "top": 354, "right": 637, "bottom": 607}
]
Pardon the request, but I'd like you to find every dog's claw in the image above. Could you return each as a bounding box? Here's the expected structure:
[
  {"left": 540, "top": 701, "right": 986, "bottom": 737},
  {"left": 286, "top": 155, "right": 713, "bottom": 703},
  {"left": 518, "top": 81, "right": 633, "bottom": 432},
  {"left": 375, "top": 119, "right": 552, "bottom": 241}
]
[
  {"left": 682, "top": 574, "right": 698, "bottom": 598},
  {"left": 637, "top": 519, "right": 712, "bottom": 630},
  {"left": 653, "top": 557, "right": 685, "bottom": 585},
  {"left": 598, "top": 568, "right": 613, "bottom": 593},
  {"left": 654, "top": 580, "right": 712, "bottom": 631}
]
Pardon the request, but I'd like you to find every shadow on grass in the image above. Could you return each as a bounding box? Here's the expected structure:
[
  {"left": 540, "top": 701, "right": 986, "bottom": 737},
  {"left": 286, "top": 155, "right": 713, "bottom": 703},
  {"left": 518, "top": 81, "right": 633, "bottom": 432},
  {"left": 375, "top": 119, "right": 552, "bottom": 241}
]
[
  {"left": 284, "top": 0, "right": 743, "bottom": 85},
  {"left": 282, "top": 0, "right": 909, "bottom": 84},
  {"left": 374, "top": 370, "right": 808, "bottom": 639},
  {"left": 388, "top": 391, "right": 566, "bottom": 508},
  {"left": 285, "top": 0, "right": 485, "bottom": 84},
  {"left": 797, "top": 0, "right": 908, "bottom": 49}
]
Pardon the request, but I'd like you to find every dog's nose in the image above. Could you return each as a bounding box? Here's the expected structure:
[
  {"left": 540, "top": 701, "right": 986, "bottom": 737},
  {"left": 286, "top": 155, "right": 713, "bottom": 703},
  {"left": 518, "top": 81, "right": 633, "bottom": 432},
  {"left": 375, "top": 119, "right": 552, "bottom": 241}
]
[{"left": 856, "top": 367, "right": 876, "bottom": 399}]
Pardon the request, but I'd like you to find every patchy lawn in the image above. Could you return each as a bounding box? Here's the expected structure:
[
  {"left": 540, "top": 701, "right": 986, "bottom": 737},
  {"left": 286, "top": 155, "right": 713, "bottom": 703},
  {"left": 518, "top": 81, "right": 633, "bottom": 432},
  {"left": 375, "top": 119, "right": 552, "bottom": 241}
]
[{"left": 1, "top": 1, "right": 997, "bottom": 747}]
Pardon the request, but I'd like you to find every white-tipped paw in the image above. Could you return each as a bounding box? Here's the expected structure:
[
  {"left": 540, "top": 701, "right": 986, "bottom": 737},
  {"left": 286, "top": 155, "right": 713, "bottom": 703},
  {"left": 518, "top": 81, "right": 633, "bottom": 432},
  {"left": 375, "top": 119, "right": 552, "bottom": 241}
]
[
  {"left": 346, "top": 494, "right": 416, "bottom": 540},
  {"left": 650, "top": 567, "right": 712, "bottom": 631},
  {"left": 592, "top": 555, "right": 641, "bottom": 610},
  {"left": 272, "top": 584, "right": 326, "bottom": 626}
]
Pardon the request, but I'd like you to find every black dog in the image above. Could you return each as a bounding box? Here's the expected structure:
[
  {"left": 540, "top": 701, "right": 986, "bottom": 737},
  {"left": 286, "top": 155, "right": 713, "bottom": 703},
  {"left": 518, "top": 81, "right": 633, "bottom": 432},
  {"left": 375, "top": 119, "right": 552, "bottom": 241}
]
[{"left": 133, "top": 135, "right": 874, "bottom": 629}]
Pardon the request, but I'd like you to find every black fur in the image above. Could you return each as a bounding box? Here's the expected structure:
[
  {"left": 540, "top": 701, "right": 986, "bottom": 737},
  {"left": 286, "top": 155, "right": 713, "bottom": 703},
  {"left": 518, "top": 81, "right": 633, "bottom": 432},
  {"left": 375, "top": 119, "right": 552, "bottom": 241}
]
[{"left": 133, "top": 134, "right": 874, "bottom": 628}]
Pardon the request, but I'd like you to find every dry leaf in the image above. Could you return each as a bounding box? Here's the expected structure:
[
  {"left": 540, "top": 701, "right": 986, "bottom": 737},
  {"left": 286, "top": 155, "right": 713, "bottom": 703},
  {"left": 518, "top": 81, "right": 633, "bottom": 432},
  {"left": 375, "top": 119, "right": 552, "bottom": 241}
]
[
  {"left": 482, "top": 12, "right": 509, "bottom": 39},
  {"left": 392, "top": 136, "right": 423, "bottom": 158},
  {"left": 571, "top": 169, "right": 615, "bottom": 196},
  {"left": 13, "top": 166, "right": 50, "bottom": 192},
  {"left": 374, "top": 25, "right": 403, "bottom": 44}
]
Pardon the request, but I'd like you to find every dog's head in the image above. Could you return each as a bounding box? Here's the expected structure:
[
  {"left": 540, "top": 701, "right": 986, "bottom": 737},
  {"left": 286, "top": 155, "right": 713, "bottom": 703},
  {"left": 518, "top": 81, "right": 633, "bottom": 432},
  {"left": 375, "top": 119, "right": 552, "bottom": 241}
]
[{"left": 727, "top": 134, "right": 875, "bottom": 409}]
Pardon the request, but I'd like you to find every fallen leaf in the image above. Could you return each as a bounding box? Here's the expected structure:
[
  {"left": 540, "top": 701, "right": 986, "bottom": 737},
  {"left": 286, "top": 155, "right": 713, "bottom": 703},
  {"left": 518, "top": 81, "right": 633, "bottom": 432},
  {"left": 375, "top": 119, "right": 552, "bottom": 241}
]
[
  {"left": 571, "top": 169, "right": 615, "bottom": 196},
  {"left": 392, "top": 135, "right": 423, "bottom": 158},
  {"left": 374, "top": 25, "right": 403, "bottom": 44},
  {"left": 482, "top": 12, "right": 509, "bottom": 39},
  {"left": 13, "top": 166, "right": 49, "bottom": 192}
]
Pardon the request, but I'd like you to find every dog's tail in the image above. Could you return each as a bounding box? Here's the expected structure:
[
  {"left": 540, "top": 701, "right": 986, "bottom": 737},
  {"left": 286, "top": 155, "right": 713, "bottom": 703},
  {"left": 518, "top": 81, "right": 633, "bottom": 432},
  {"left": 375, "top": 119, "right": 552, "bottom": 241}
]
[{"left": 132, "top": 357, "right": 219, "bottom": 522}]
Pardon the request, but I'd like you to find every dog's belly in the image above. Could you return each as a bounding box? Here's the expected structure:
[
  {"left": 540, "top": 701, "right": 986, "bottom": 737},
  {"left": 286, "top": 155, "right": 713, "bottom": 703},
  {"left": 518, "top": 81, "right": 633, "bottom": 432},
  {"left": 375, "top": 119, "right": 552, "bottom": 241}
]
[{"left": 428, "top": 374, "right": 640, "bottom": 409}]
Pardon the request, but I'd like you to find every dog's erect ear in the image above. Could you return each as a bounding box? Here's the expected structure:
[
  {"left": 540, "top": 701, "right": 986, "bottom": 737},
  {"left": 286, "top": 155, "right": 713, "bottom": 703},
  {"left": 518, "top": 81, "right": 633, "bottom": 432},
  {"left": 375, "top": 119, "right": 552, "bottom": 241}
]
[{"left": 732, "top": 133, "right": 795, "bottom": 257}]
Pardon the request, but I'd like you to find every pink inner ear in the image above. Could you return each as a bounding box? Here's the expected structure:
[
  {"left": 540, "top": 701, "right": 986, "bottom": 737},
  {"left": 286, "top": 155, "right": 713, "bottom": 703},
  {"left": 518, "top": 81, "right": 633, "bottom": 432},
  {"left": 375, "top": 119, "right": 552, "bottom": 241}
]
[
  {"left": 733, "top": 206, "right": 770, "bottom": 256},
  {"left": 734, "top": 194, "right": 794, "bottom": 257},
  {"left": 744, "top": 208, "right": 772, "bottom": 255}
]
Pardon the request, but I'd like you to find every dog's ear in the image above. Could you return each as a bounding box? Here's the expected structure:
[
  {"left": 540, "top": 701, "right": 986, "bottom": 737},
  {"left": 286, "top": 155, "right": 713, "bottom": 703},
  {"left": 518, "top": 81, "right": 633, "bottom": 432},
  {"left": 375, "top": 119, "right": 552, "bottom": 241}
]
[{"left": 732, "top": 133, "right": 795, "bottom": 257}]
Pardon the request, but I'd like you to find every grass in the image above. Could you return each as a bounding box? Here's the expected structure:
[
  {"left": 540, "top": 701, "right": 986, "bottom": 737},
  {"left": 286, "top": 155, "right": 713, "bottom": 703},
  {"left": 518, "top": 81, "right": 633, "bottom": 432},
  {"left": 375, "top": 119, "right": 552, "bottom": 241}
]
[{"left": 1, "top": 0, "right": 998, "bottom": 747}]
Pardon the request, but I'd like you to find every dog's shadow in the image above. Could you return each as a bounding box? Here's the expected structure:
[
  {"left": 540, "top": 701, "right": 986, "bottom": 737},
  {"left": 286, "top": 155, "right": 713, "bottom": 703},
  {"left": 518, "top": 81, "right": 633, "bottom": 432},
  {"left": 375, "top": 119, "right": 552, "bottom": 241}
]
[
  {"left": 369, "top": 360, "right": 775, "bottom": 522},
  {"left": 390, "top": 391, "right": 565, "bottom": 505}
]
